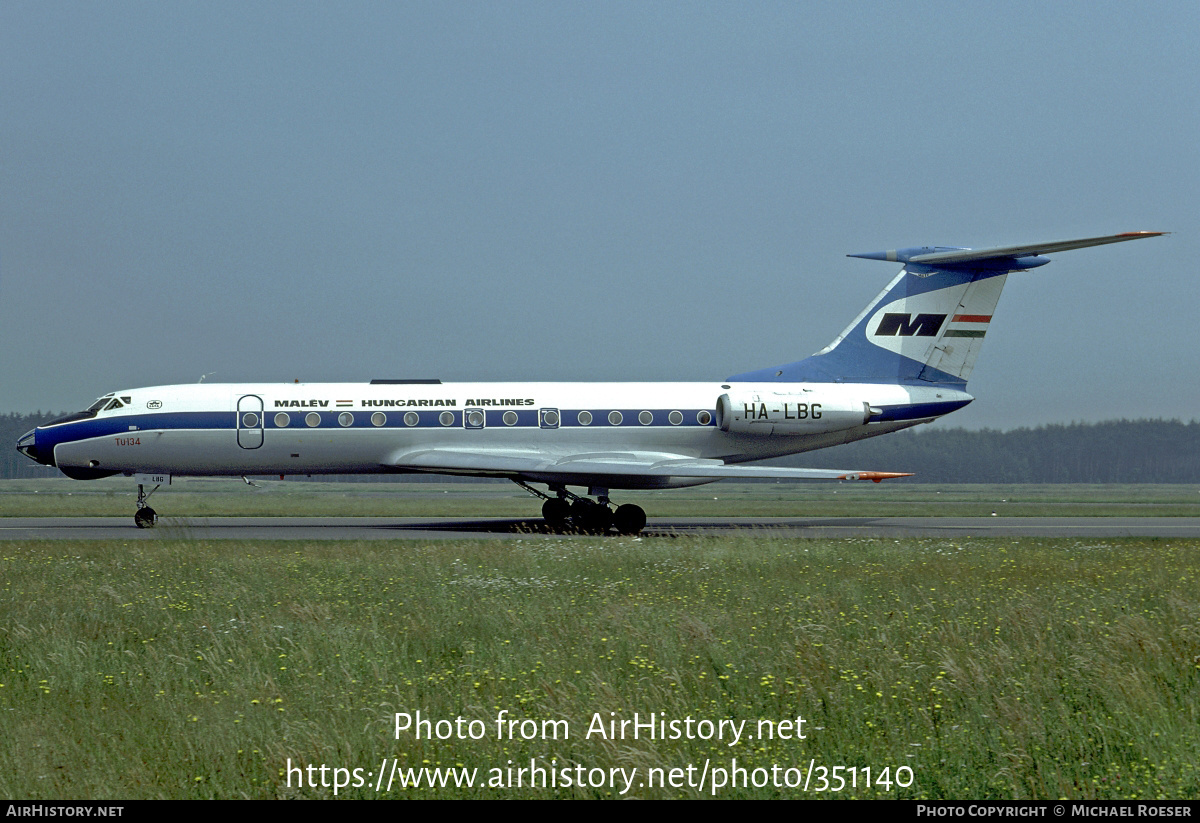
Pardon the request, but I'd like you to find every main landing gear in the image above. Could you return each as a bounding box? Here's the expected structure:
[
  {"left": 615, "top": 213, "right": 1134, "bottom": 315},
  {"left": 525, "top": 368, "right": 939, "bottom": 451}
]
[
  {"left": 515, "top": 481, "right": 647, "bottom": 535},
  {"left": 134, "top": 482, "right": 159, "bottom": 529}
]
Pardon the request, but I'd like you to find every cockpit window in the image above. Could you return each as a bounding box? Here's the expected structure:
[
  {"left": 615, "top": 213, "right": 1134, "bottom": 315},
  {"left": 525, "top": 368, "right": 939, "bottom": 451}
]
[{"left": 83, "top": 393, "right": 130, "bottom": 413}]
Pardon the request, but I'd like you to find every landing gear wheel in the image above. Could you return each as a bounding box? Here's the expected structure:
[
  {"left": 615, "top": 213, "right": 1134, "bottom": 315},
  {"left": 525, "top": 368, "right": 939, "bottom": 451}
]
[
  {"left": 134, "top": 507, "right": 157, "bottom": 529},
  {"left": 613, "top": 504, "right": 647, "bottom": 535},
  {"left": 569, "top": 498, "right": 592, "bottom": 524},
  {"left": 580, "top": 503, "right": 613, "bottom": 534},
  {"left": 569, "top": 499, "right": 612, "bottom": 534},
  {"left": 134, "top": 482, "right": 161, "bottom": 528},
  {"left": 542, "top": 497, "right": 570, "bottom": 527}
]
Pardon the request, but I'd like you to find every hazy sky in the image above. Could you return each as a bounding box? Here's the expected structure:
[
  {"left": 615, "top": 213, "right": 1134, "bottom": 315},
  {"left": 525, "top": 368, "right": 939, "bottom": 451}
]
[{"left": 2, "top": 1, "right": 1195, "bottom": 429}]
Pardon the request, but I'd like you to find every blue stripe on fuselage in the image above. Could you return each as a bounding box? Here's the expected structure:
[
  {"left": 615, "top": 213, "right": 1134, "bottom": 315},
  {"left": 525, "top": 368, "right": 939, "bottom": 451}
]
[{"left": 34, "top": 408, "right": 722, "bottom": 453}]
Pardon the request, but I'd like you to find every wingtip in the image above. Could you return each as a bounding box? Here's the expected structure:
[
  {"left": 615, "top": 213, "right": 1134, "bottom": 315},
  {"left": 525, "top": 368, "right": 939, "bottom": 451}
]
[{"left": 838, "top": 471, "right": 915, "bottom": 482}]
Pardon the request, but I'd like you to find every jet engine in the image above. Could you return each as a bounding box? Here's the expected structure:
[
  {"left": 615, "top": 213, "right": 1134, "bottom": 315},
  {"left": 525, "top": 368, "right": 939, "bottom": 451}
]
[{"left": 716, "top": 392, "right": 872, "bottom": 435}]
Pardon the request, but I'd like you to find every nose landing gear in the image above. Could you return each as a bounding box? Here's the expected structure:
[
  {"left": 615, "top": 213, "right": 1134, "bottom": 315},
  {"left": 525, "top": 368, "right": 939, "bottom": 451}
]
[{"left": 133, "top": 480, "right": 161, "bottom": 528}]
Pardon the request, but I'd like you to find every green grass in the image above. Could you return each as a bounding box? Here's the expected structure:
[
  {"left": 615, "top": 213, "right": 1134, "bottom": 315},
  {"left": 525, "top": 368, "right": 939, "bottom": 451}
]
[
  {"left": 2, "top": 535, "right": 1197, "bottom": 798},
  {"left": 4, "top": 478, "right": 1200, "bottom": 518}
]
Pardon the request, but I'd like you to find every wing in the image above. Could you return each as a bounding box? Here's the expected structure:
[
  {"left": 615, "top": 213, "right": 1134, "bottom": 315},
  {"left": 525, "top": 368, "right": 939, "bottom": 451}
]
[{"left": 384, "top": 448, "right": 911, "bottom": 488}]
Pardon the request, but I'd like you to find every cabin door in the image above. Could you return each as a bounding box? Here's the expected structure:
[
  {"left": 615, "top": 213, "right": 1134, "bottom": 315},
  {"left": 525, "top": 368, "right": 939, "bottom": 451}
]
[{"left": 237, "top": 394, "right": 264, "bottom": 449}]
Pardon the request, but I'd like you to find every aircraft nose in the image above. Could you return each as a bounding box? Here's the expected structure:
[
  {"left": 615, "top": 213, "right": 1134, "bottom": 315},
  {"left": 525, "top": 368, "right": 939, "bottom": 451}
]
[{"left": 16, "top": 428, "right": 54, "bottom": 466}]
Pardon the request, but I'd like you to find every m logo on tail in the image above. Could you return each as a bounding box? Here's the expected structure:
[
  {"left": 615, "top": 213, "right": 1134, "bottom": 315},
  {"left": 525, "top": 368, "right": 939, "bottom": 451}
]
[{"left": 874, "top": 313, "right": 946, "bottom": 337}]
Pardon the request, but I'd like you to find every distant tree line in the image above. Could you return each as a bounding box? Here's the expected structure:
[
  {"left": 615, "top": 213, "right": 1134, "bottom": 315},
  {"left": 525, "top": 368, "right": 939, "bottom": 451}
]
[
  {"left": 3, "top": 411, "right": 1198, "bottom": 483},
  {"left": 791, "top": 419, "right": 1200, "bottom": 483}
]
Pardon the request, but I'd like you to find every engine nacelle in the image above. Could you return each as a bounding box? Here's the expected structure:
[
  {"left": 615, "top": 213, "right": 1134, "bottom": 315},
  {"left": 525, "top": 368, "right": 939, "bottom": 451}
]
[{"left": 716, "top": 392, "right": 871, "bottom": 435}]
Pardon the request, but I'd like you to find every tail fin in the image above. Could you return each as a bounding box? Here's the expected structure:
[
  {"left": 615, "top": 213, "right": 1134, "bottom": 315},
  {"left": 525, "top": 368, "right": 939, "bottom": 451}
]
[{"left": 728, "top": 232, "right": 1165, "bottom": 387}]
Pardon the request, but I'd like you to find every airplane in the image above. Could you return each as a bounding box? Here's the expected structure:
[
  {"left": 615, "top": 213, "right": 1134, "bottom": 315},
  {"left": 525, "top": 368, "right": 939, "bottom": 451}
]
[{"left": 16, "top": 231, "right": 1164, "bottom": 534}]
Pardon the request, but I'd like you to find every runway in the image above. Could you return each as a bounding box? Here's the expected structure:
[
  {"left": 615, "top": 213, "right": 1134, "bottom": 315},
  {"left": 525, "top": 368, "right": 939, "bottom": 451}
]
[{"left": 3, "top": 516, "right": 1200, "bottom": 540}]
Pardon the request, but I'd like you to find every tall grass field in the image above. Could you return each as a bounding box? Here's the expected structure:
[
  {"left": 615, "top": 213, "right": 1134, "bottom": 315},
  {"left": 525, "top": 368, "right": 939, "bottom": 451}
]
[{"left": 2, "top": 534, "right": 1197, "bottom": 798}]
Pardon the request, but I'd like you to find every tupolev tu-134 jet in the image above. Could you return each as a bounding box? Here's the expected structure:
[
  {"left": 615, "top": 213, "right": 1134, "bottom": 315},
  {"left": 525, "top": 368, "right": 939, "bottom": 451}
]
[{"left": 18, "top": 231, "right": 1164, "bottom": 534}]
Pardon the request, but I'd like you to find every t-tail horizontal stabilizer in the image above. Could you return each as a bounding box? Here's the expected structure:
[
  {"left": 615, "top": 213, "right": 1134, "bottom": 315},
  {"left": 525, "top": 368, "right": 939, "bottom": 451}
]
[
  {"left": 730, "top": 231, "right": 1166, "bottom": 387},
  {"left": 849, "top": 231, "right": 1165, "bottom": 267}
]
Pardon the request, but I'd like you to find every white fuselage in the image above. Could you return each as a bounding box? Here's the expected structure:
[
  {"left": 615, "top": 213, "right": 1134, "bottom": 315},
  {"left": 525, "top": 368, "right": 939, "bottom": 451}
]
[{"left": 39, "top": 380, "right": 966, "bottom": 487}]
